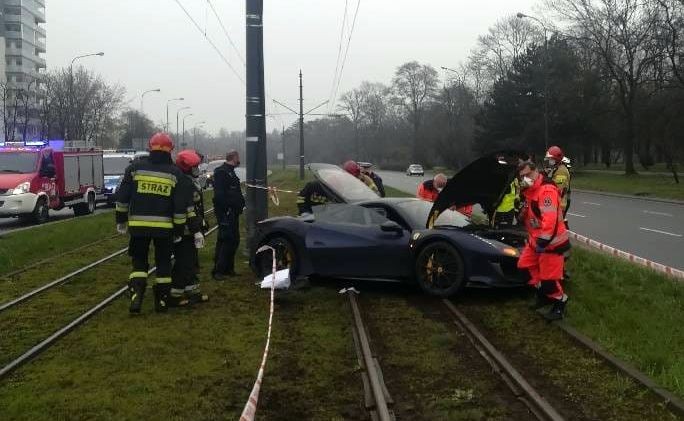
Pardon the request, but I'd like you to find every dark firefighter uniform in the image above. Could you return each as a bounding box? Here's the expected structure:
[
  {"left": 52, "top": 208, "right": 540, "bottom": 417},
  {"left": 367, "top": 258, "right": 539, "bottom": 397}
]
[
  {"left": 115, "top": 136, "right": 190, "bottom": 313},
  {"left": 171, "top": 165, "right": 209, "bottom": 305},
  {"left": 517, "top": 175, "right": 571, "bottom": 320},
  {"left": 212, "top": 162, "right": 245, "bottom": 278},
  {"left": 297, "top": 180, "right": 331, "bottom": 215}
]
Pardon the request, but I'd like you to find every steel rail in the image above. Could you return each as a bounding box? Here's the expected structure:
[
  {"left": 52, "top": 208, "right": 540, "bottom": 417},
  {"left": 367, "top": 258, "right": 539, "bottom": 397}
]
[
  {"left": 0, "top": 225, "right": 218, "bottom": 380},
  {"left": 0, "top": 208, "right": 216, "bottom": 314},
  {"left": 346, "top": 291, "right": 393, "bottom": 421},
  {"left": 1, "top": 234, "right": 120, "bottom": 279},
  {"left": 443, "top": 300, "right": 565, "bottom": 421}
]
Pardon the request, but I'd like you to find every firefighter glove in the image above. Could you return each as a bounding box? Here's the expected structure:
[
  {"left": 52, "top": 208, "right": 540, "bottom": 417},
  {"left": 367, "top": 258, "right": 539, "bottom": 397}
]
[
  {"left": 116, "top": 223, "right": 127, "bottom": 235},
  {"left": 194, "top": 232, "right": 205, "bottom": 249}
]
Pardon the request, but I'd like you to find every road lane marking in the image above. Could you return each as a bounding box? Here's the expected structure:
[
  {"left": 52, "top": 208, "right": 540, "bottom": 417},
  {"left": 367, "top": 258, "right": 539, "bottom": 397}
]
[
  {"left": 582, "top": 201, "right": 602, "bottom": 206},
  {"left": 639, "top": 227, "right": 682, "bottom": 238},
  {"left": 567, "top": 212, "right": 586, "bottom": 218},
  {"left": 643, "top": 210, "right": 673, "bottom": 217}
]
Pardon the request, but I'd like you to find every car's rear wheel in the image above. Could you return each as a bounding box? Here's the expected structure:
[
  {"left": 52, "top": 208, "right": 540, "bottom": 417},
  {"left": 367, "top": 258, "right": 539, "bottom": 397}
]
[
  {"left": 256, "top": 236, "right": 298, "bottom": 279},
  {"left": 415, "top": 241, "right": 465, "bottom": 297}
]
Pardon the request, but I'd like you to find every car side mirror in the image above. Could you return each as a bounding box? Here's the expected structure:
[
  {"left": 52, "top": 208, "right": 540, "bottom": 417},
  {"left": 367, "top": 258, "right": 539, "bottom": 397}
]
[{"left": 380, "top": 220, "right": 403, "bottom": 235}]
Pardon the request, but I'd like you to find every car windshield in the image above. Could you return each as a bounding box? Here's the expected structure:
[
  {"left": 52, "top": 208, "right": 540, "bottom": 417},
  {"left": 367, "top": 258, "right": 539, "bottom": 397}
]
[
  {"left": 103, "top": 156, "right": 132, "bottom": 175},
  {"left": 0, "top": 152, "right": 38, "bottom": 173},
  {"left": 395, "top": 199, "right": 471, "bottom": 229}
]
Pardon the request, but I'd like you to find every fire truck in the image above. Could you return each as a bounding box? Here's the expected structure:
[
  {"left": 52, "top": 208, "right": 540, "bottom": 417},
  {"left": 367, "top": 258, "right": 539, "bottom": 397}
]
[{"left": 0, "top": 141, "right": 105, "bottom": 224}]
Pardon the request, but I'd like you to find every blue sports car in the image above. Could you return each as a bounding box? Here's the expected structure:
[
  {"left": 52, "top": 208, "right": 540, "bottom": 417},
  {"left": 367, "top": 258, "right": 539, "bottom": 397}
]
[{"left": 250, "top": 155, "right": 528, "bottom": 297}]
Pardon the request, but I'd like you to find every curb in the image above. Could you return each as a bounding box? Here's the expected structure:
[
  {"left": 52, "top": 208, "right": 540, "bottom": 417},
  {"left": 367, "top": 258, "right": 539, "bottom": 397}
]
[
  {"left": 573, "top": 189, "right": 684, "bottom": 205},
  {"left": 568, "top": 231, "right": 684, "bottom": 280}
]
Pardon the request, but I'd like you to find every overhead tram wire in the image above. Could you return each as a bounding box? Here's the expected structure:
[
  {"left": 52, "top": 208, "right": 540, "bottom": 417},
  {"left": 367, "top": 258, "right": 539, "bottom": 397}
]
[
  {"left": 173, "top": 0, "right": 245, "bottom": 84},
  {"left": 327, "top": 0, "right": 349, "bottom": 114},
  {"left": 330, "top": 0, "right": 361, "bottom": 113},
  {"left": 206, "top": 0, "right": 246, "bottom": 66}
]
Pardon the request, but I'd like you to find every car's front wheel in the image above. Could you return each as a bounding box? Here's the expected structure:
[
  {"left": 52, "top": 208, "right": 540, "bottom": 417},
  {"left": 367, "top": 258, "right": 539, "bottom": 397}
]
[
  {"left": 256, "top": 236, "right": 298, "bottom": 279},
  {"left": 415, "top": 241, "right": 465, "bottom": 297}
]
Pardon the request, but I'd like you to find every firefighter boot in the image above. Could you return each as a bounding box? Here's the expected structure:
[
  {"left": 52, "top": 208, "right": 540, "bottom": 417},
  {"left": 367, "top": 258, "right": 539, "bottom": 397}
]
[
  {"left": 544, "top": 297, "right": 568, "bottom": 321},
  {"left": 153, "top": 284, "right": 171, "bottom": 313},
  {"left": 128, "top": 278, "right": 146, "bottom": 314}
]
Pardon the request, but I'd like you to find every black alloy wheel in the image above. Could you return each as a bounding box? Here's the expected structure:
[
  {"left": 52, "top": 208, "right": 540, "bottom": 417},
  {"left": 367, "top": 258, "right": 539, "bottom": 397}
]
[{"left": 415, "top": 241, "right": 465, "bottom": 297}]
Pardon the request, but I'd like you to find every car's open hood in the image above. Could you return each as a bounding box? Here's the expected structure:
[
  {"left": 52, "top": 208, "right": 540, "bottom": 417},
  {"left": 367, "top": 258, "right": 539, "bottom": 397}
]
[
  {"left": 426, "top": 152, "right": 522, "bottom": 228},
  {"left": 308, "top": 163, "right": 378, "bottom": 203}
]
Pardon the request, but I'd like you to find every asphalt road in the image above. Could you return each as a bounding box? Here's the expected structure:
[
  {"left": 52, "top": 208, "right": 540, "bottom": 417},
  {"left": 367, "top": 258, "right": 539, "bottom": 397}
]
[
  {"left": 0, "top": 205, "right": 111, "bottom": 235},
  {"left": 377, "top": 170, "right": 684, "bottom": 271}
]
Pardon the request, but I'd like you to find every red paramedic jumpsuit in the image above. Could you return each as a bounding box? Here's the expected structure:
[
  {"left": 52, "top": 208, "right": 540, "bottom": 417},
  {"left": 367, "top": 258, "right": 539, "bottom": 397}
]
[{"left": 517, "top": 176, "right": 570, "bottom": 300}]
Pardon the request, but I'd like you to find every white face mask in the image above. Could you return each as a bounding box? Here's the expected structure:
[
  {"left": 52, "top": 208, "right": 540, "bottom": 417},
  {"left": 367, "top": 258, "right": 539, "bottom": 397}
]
[{"left": 520, "top": 176, "right": 534, "bottom": 188}]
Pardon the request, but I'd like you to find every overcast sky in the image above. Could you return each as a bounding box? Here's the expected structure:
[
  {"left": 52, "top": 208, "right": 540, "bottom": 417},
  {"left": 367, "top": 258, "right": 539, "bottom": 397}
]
[{"left": 45, "top": 0, "right": 540, "bottom": 135}]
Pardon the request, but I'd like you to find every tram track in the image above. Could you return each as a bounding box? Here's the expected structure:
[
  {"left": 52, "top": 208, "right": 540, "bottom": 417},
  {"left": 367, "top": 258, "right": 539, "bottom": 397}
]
[
  {"left": 0, "top": 209, "right": 217, "bottom": 381},
  {"left": 0, "top": 208, "right": 215, "bottom": 314}
]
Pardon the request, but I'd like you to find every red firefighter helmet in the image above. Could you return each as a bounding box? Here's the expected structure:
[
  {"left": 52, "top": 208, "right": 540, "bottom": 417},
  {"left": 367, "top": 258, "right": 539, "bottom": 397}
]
[
  {"left": 149, "top": 132, "right": 174, "bottom": 152},
  {"left": 545, "top": 146, "right": 564, "bottom": 161},
  {"left": 343, "top": 160, "right": 360, "bottom": 177},
  {"left": 176, "top": 149, "right": 201, "bottom": 173}
]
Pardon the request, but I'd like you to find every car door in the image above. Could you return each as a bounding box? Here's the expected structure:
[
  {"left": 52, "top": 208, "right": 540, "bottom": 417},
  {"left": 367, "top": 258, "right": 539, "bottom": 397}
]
[{"left": 306, "top": 205, "right": 411, "bottom": 280}]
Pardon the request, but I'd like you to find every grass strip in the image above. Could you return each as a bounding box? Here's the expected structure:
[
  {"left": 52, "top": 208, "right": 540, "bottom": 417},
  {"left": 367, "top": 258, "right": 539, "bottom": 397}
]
[{"left": 572, "top": 171, "right": 684, "bottom": 200}]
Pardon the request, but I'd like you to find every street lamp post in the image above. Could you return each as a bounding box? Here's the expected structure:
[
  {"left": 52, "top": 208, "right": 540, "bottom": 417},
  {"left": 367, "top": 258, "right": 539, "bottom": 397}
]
[
  {"left": 166, "top": 98, "right": 184, "bottom": 133},
  {"left": 182, "top": 113, "right": 194, "bottom": 148},
  {"left": 517, "top": 12, "right": 549, "bottom": 149},
  {"left": 68, "top": 52, "right": 104, "bottom": 141},
  {"left": 193, "top": 121, "right": 206, "bottom": 150},
  {"left": 176, "top": 106, "right": 191, "bottom": 141},
  {"left": 141, "top": 88, "right": 161, "bottom": 114}
]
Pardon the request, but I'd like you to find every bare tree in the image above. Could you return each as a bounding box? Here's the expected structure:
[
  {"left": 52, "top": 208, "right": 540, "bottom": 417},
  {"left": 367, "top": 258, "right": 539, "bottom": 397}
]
[
  {"left": 392, "top": 61, "right": 439, "bottom": 160},
  {"left": 339, "top": 87, "right": 367, "bottom": 158},
  {"left": 548, "top": 0, "right": 665, "bottom": 174}
]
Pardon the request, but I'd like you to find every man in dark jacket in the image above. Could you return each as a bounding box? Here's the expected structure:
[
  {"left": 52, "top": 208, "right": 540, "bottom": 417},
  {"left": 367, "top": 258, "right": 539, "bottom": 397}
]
[
  {"left": 115, "top": 133, "right": 191, "bottom": 313},
  {"left": 212, "top": 150, "right": 245, "bottom": 280}
]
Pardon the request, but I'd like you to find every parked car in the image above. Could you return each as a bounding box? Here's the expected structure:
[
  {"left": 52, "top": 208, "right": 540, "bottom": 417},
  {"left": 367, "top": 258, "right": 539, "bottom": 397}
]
[
  {"left": 102, "top": 152, "right": 134, "bottom": 205},
  {"left": 199, "top": 159, "right": 225, "bottom": 189},
  {"left": 250, "top": 155, "right": 527, "bottom": 298},
  {"left": 406, "top": 164, "right": 424, "bottom": 176}
]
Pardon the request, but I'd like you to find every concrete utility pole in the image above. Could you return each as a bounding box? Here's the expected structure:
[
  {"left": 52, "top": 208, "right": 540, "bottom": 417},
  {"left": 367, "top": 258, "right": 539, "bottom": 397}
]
[
  {"left": 299, "top": 70, "right": 305, "bottom": 180},
  {"left": 281, "top": 125, "right": 286, "bottom": 170},
  {"left": 245, "top": 0, "right": 268, "bottom": 249}
]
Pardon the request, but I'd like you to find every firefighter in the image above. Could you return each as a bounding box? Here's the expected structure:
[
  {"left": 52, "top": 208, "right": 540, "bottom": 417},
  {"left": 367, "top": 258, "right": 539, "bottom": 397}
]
[
  {"left": 212, "top": 150, "right": 245, "bottom": 280},
  {"left": 417, "top": 173, "right": 474, "bottom": 218},
  {"left": 343, "top": 160, "right": 379, "bottom": 194},
  {"left": 516, "top": 160, "right": 571, "bottom": 321},
  {"left": 297, "top": 180, "right": 332, "bottom": 215},
  {"left": 543, "top": 146, "right": 571, "bottom": 221},
  {"left": 171, "top": 150, "right": 209, "bottom": 305},
  {"left": 359, "top": 162, "right": 386, "bottom": 197},
  {"left": 115, "top": 133, "right": 191, "bottom": 314}
]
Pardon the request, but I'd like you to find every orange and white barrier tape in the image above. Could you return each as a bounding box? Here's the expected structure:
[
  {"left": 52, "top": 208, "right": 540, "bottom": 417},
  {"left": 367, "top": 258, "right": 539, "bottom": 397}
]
[
  {"left": 240, "top": 245, "right": 278, "bottom": 421},
  {"left": 569, "top": 231, "right": 684, "bottom": 280},
  {"left": 245, "top": 184, "right": 296, "bottom": 206}
]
